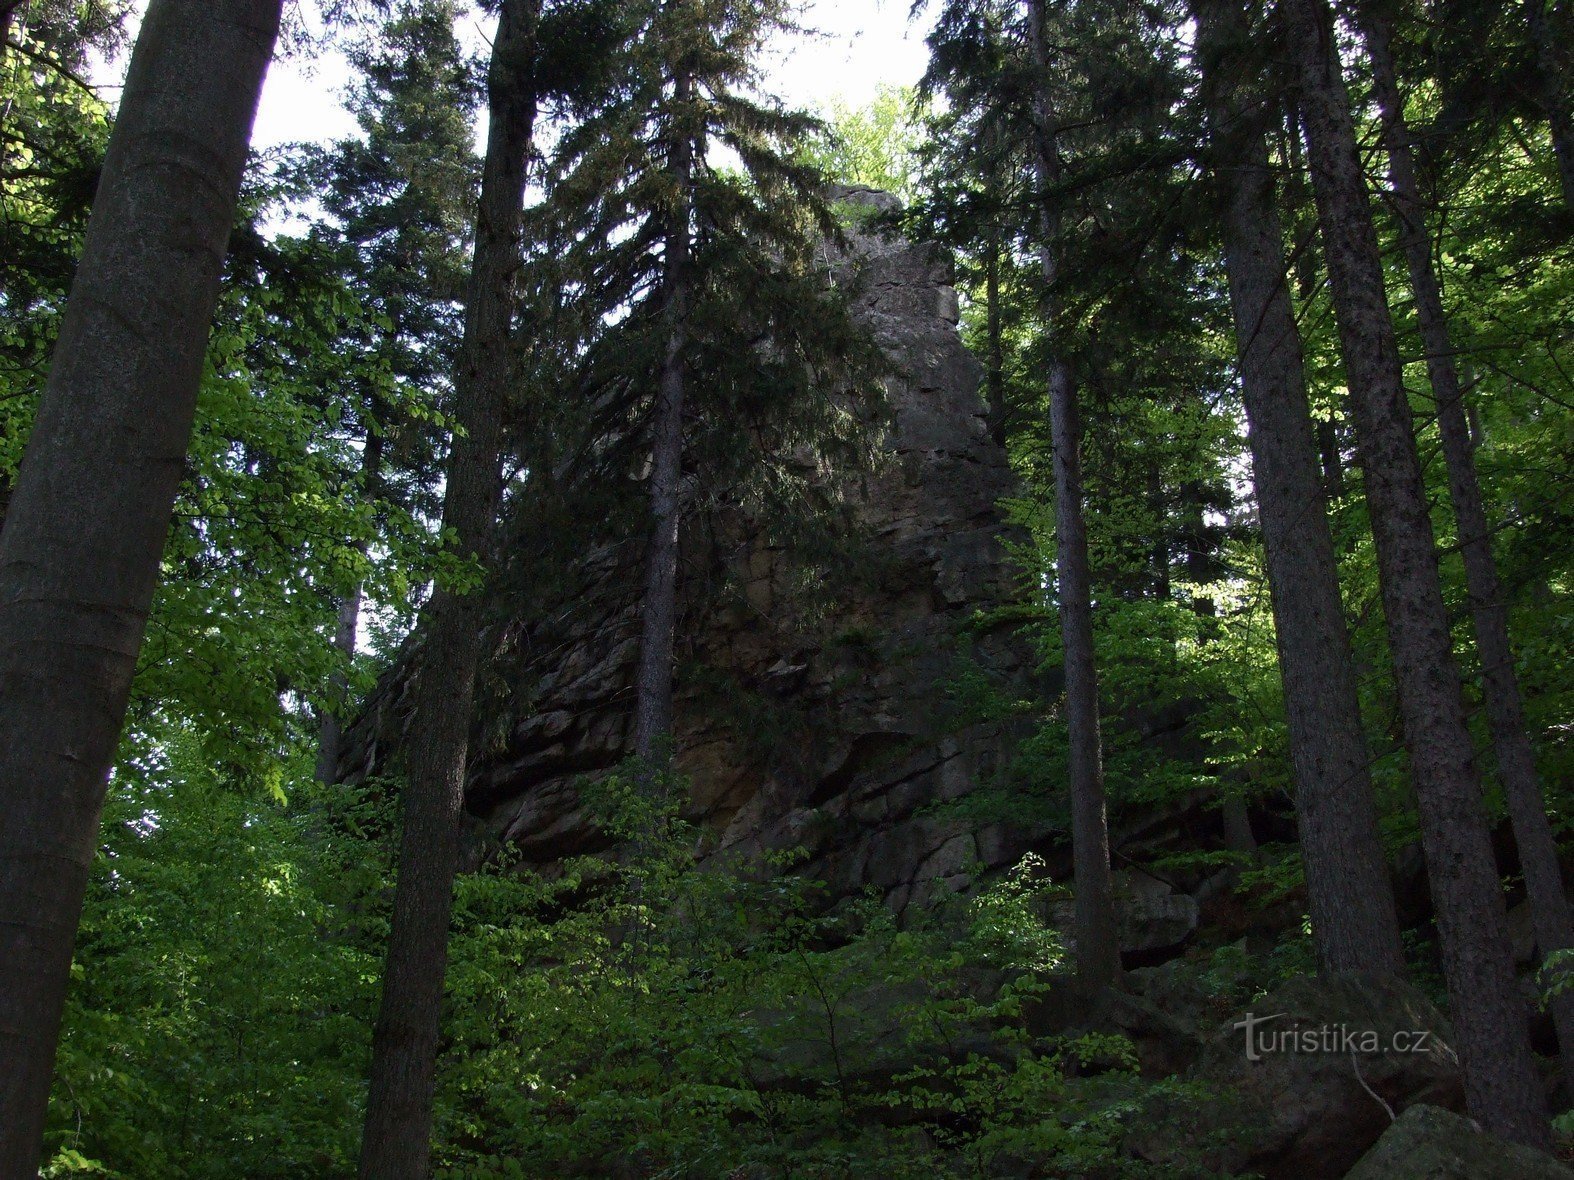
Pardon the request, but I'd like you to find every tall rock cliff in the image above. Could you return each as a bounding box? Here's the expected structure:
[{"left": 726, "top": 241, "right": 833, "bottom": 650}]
[{"left": 341, "top": 186, "right": 1040, "bottom": 910}]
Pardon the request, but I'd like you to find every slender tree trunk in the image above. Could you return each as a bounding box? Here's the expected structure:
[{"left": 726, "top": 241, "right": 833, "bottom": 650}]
[
  {"left": 1317, "top": 417, "right": 1345, "bottom": 500},
  {"left": 315, "top": 585, "right": 364, "bottom": 782},
  {"left": 632, "top": 67, "right": 694, "bottom": 764},
  {"left": 985, "top": 228, "right": 1008, "bottom": 446},
  {"left": 1525, "top": 0, "right": 1574, "bottom": 210},
  {"left": 1149, "top": 467, "right": 1172, "bottom": 601},
  {"left": 1046, "top": 352, "right": 1122, "bottom": 993},
  {"left": 1193, "top": 0, "right": 1404, "bottom": 978},
  {"left": 1281, "top": 94, "right": 1349, "bottom": 505},
  {"left": 0, "top": 1, "right": 281, "bottom": 1171},
  {"left": 0, "top": 1, "right": 23, "bottom": 55},
  {"left": 1356, "top": 0, "right": 1574, "bottom": 1078},
  {"left": 1283, "top": 0, "right": 1548, "bottom": 1144},
  {"left": 316, "top": 412, "right": 383, "bottom": 784},
  {"left": 1026, "top": 0, "right": 1121, "bottom": 994},
  {"left": 358, "top": 3, "right": 539, "bottom": 1174},
  {"left": 1279, "top": 102, "right": 1323, "bottom": 304},
  {"left": 1180, "top": 480, "right": 1218, "bottom": 619}
]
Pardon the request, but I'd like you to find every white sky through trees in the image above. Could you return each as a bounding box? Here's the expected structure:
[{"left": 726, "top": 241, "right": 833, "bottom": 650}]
[{"left": 89, "top": 1, "right": 934, "bottom": 151}]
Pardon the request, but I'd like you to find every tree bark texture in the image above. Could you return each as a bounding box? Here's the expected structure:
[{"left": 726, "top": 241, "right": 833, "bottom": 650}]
[
  {"left": 0, "top": 0, "right": 282, "bottom": 1171},
  {"left": 1283, "top": 0, "right": 1548, "bottom": 1145},
  {"left": 632, "top": 66, "right": 695, "bottom": 764},
  {"left": 357, "top": 2, "right": 540, "bottom": 1174},
  {"left": 1355, "top": 0, "right": 1574, "bottom": 1075},
  {"left": 1193, "top": 0, "right": 1405, "bottom": 977},
  {"left": 1026, "top": 0, "right": 1122, "bottom": 994}
]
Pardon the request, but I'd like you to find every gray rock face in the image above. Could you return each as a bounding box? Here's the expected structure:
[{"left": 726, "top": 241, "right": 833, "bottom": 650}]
[
  {"left": 1138, "top": 971, "right": 1464, "bottom": 1178},
  {"left": 1344, "top": 1103, "right": 1574, "bottom": 1180},
  {"left": 1051, "top": 870, "right": 1201, "bottom": 960},
  {"left": 342, "top": 187, "right": 1040, "bottom": 910}
]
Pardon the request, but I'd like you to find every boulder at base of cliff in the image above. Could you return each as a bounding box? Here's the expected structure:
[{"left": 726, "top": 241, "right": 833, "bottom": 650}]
[
  {"left": 1135, "top": 971, "right": 1463, "bottom": 1179},
  {"left": 1344, "top": 1102, "right": 1574, "bottom": 1180}
]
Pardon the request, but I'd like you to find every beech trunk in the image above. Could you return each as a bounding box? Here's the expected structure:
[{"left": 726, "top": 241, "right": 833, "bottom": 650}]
[
  {"left": 1027, "top": 0, "right": 1122, "bottom": 994},
  {"left": 1283, "top": 0, "right": 1548, "bottom": 1145},
  {"left": 357, "top": 2, "right": 540, "bottom": 1174},
  {"left": 0, "top": 1, "right": 282, "bottom": 1171},
  {"left": 1356, "top": 0, "right": 1574, "bottom": 1075},
  {"left": 1192, "top": 0, "right": 1404, "bottom": 976}
]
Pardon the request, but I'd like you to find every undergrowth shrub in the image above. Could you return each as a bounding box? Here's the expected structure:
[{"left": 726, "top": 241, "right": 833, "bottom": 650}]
[{"left": 432, "top": 761, "right": 1210, "bottom": 1178}]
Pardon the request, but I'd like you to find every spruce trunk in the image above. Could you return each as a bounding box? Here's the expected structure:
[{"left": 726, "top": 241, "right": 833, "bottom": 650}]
[
  {"left": 1283, "top": 0, "right": 1548, "bottom": 1144},
  {"left": 1357, "top": 0, "right": 1574, "bottom": 1072},
  {"left": 632, "top": 68, "right": 695, "bottom": 764},
  {"left": 984, "top": 231, "right": 1007, "bottom": 446},
  {"left": 1193, "top": 0, "right": 1404, "bottom": 976},
  {"left": 1525, "top": 0, "right": 1574, "bottom": 210},
  {"left": 1046, "top": 354, "right": 1122, "bottom": 992},
  {"left": 0, "top": 0, "right": 281, "bottom": 1170},
  {"left": 1027, "top": 0, "right": 1121, "bottom": 994},
  {"left": 358, "top": 2, "right": 540, "bottom": 1173}
]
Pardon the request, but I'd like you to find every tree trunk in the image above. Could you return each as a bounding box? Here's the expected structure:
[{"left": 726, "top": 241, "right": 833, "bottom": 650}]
[
  {"left": 985, "top": 228, "right": 1008, "bottom": 446},
  {"left": 0, "top": 1, "right": 23, "bottom": 57},
  {"left": 1356, "top": 0, "right": 1574, "bottom": 1080},
  {"left": 1317, "top": 417, "right": 1345, "bottom": 500},
  {"left": 1148, "top": 467, "right": 1172, "bottom": 601},
  {"left": 1283, "top": 0, "right": 1548, "bottom": 1145},
  {"left": 1193, "top": 0, "right": 1404, "bottom": 977},
  {"left": 1180, "top": 479, "right": 1218, "bottom": 620},
  {"left": 1046, "top": 351, "right": 1122, "bottom": 994},
  {"left": 632, "top": 66, "right": 694, "bottom": 764},
  {"left": 357, "top": 2, "right": 540, "bottom": 1174},
  {"left": 1278, "top": 102, "right": 1323, "bottom": 304},
  {"left": 1026, "top": 0, "right": 1121, "bottom": 995},
  {"left": 1525, "top": 0, "right": 1574, "bottom": 210},
  {"left": 0, "top": 0, "right": 281, "bottom": 1171},
  {"left": 316, "top": 413, "right": 383, "bottom": 784},
  {"left": 1221, "top": 797, "right": 1261, "bottom": 862}
]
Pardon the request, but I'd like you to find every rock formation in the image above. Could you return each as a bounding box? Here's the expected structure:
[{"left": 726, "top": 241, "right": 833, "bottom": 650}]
[
  {"left": 342, "top": 186, "right": 1039, "bottom": 911},
  {"left": 1129, "top": 971, "right": 1465, "bottom": 1178},
  {"left": 1346, "top": 1103, "right": 1574, "bottom": 1180}
]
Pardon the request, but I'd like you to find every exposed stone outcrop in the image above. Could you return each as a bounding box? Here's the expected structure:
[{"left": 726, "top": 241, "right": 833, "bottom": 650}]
[
  {"left": 1137, "top": 971, "right": 1465, "bottom": 1179},
  {"left": 1344, "top": 1103, "right": 1574, "bottom": 1180},
  {"left": 341, "top": 186, "right": 1043, "bottom": 912},
  {"left": 1052, "top": 870, "right": 1201, "bottom": 962}
]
